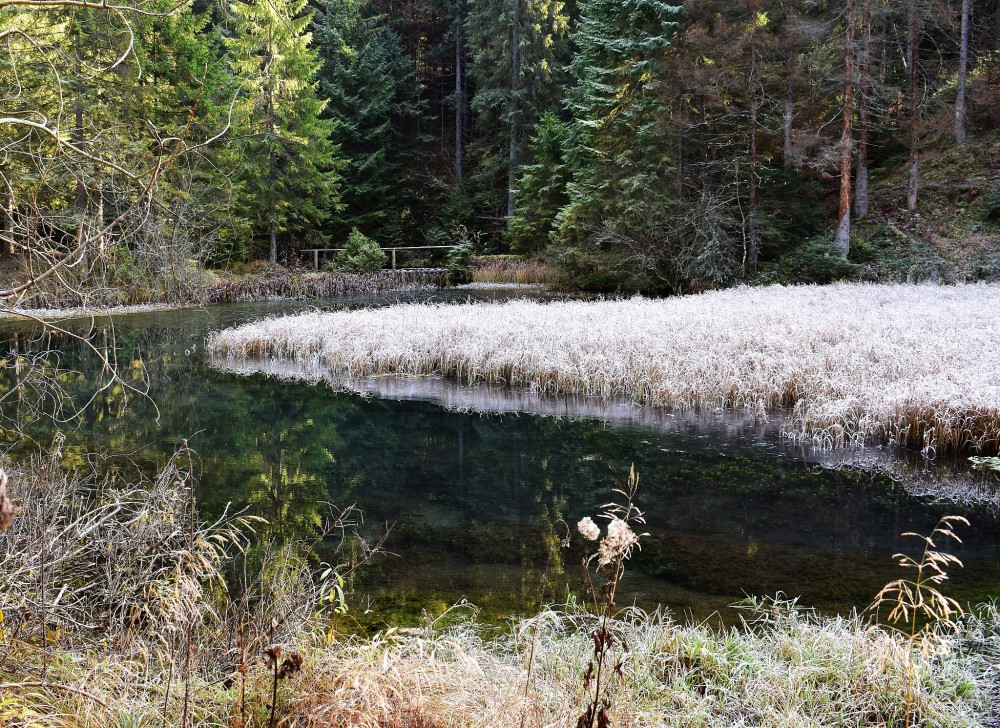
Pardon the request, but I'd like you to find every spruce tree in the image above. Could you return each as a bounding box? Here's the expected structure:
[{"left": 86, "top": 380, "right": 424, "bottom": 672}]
[
  {"left": 555, "top": 0, "right": 686, "bottom": 289},
  {"left": 508, "top": 112, "right": 577, "bottom": 253},
  {"left": 314, "top": 0, "right": 420, "bottom": 244},
  {"left": 227, "top": 0, "right": 341, "bottom": 264},
  {"left": 466, "top": 0, "right": 569, "bottom": 224}
]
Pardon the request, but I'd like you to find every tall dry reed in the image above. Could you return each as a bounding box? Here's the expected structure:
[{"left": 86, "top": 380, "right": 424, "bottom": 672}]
[{"left": 471, "top": 258, "right": 560, "bottom": 286}]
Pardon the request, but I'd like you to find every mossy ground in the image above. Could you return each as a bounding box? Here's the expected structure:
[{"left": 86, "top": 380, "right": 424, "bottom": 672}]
[{"left": 850, "top": 134, "right": 1000, "bottom": 284}]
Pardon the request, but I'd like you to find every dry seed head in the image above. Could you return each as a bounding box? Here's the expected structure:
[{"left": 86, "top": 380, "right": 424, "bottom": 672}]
[
  {"left": 597, "top": 517, "right": 639, "bottom": 568},
  {"left": 578, "top": 516, "right": 600, "bottom": 541},
  {"left": 263, "top": 644, "right": 283, "bottom": 668}
]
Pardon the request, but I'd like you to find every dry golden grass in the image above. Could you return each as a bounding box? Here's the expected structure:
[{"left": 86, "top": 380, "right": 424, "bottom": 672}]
[
  {"left": 280, "top": 603, "right": 991, "bottom": 727},
  {"left": 471, "top": 257, "right": 560, "bottom": 285},
  {"left": 3, "top": 602, "right": 995, "bottom": 727},
  {"left": 207, "top": 283, "right": 1000, "bottom": 454}
]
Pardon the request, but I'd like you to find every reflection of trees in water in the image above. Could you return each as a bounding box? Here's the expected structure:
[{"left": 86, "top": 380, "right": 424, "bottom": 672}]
[{"left": 3, "top": 312, "right": 1000, "bottom": 623}]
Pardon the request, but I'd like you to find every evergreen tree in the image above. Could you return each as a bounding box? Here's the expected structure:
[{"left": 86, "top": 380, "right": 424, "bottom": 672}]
[
  {"left": 133, "top": 1, "right": 247, "bottom": 268},
  {"left": 314, "top": 0, "right": 420, "bottom": 244},
  {"left": 554, "top": 0, "right": 694, "bottom": 291},
  {"left": 508, "top": 112, "right": 577, "bottom": 253},
  {"left": 466, "top": 0, "right": 569, "bottom": 224},
  {"left": 227, "top": 0, "right": 341, "bottom": 263}
]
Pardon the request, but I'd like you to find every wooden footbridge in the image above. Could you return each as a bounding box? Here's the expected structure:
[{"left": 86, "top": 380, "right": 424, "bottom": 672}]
[{"left": 300, "top": 245, "right": 458, "bottom": 271}]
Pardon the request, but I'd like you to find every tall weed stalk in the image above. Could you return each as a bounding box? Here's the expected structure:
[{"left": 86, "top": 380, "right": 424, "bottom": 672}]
[
  {"left": 870, "top": 515, "right": 969, "bottom": 727},
  {"left": 574, "top": 465, "right": 646, "bottom": 728}
]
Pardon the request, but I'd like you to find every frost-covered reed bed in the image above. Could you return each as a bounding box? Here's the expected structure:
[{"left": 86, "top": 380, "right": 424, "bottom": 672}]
[{"left": 207, "top": 283, "right": 1000, "bottom": 453}]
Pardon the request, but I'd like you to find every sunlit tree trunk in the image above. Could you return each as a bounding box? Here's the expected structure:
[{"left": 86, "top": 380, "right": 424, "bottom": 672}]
[
  {"left": 266, "top": 34, "right": 278, "bottom": 265},
  {"left": 836, "top": 0, "right": 856, "bottom": 256},
  {"left": 855, "top": 0, "right": 871, "bottom": 219},
  {"left": 74, "top": 26, "right": 90, "bottom": 274},
  {"left": 747, "top": 0, "right": 759, "bottom": 265},
  {"left": 905, "top": 0, "right": 920, "bottom": 211},
  {"left": 955, "top": 0, "right": 969, "bottom": 143}
]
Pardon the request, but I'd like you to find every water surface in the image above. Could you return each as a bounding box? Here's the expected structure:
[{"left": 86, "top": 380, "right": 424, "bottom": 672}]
[{"left": 3, "top": 289, "right": 999, "bottom": 628}]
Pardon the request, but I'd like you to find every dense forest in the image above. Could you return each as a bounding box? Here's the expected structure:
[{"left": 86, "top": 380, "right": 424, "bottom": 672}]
[{"left": 2, "top": 0, "right": 1000, "bottom": 295}]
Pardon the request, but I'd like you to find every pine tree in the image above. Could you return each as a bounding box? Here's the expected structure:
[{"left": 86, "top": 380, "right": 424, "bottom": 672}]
[{"left": 227, "top": 0, "right": 341, "bottom": 263}]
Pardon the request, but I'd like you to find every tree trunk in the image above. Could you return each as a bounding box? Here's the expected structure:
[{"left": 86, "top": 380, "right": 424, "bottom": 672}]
[
  {"left": 855, "top": 0, "right": 871, "bottom": 219},
  {"left": 267, "top": 37, "right": 278, "bottom": 265},
  {"left": 0, "top": 196, "right": 11, "bottom": 258},
  {"left": 269, "top": 220, "right": 277, "bottom": 266},
  {"left": 783, "top": 51, "right": 795, "bottom": 171},
  {"left": 506, "top": 0, "right": 520, "bottom": 223},
  {"left": 75, "top": 27, "right": 89, "bottom": 274},
  {"left": 677, "top": 98, "right": 685, "bottom": 199},
  {"left": 905, "top": 0, "right": 920, "bottom": 211},
  {"left": 455, "top": 2, "right": 464, "bottom": 186},
  {"left": 836, "top": 0, "right": 856, "bottom": 257},
  {"left": 747, "top": 0, "right": 759, "bottom": 265},
  {"left": 96, "top": 192, "right": 105, "bottom": 277},
  {"left": 955, "top": 0, "right": 969, "bottom": 143}
]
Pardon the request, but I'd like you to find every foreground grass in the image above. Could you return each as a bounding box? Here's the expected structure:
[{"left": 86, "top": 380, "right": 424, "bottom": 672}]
[
  {"left": 207, "top": 283, "right": 1000, "bottom": 454},
  {"left": 3, "top": 602, "right": 997, "bottom": 727}
]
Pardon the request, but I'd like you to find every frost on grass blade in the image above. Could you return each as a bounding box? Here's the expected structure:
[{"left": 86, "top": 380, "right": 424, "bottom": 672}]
[{"left": 206, "top": 283, "right": 1000, "bottom": 454}]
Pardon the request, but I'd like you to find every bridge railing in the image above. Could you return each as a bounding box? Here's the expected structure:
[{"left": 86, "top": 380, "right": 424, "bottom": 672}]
[{"left": 300, "top": 245, "right": 459, "bottom": 271}]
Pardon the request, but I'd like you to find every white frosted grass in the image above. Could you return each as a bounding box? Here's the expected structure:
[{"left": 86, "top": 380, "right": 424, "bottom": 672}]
[{"left": 206, "top": 283, "right": 1000, "bottom": 453}]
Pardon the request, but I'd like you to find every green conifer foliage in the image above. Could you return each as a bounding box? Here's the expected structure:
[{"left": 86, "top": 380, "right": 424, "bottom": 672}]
[
  {"left": 132, "top": 1, "right": 247, "bottom": 269},
  {"left": 227, "top": 0, "right": 342, "bottom": 264},
  {"left": 466, "top": 0, "right": 569, "bottom": 223},
  {"left": 314, "top": 0, "right": 420, "bottom": 244},
  {"left": 508, "top": 112, "right": 577, "bottom": 253},
  {"left": 554, "top": 0, "right": 687, "bottom": 291}
]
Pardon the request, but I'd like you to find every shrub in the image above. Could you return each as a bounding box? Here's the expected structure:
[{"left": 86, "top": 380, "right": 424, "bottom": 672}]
[
  {"left": 979, "top": 185, "right": 1000, "bottom": 227},
  {"left": 446, "top": 241, "right": 474, "bottom": 271},
  {"left": 777, "top": 237, "right": 863, "bottom": 284},
  {"left": 336, "top": 229, "right": 387, "bottom": 274}
]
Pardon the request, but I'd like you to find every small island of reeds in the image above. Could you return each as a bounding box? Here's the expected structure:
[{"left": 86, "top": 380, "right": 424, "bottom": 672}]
[{"left": 207, "top": 283, "right": 1000, "bottom": 454}]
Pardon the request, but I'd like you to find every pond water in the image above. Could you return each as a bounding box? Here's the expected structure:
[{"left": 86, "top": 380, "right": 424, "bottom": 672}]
[{"left": 2, "top": 288, "right": 1000, "bottom": 629}]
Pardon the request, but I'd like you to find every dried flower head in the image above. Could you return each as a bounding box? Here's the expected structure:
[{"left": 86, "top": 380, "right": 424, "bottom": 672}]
[
  {"left": 597, "top": 517, "right": 639, "bottom": 568},
  {"left": 263, "top": 644, "right": 305, "bottom": 679},
  {"left": 277, "top": 651, "right": 304, "bottom": 679},
  {"left": 578, "top": 516, "right": 600, "bottom": 541},
  {"left": 0, "top": 469, "right": 16, "bottom": 533},
  {"left": 262, "top": 644, "right": 282, "bottom": 668}
]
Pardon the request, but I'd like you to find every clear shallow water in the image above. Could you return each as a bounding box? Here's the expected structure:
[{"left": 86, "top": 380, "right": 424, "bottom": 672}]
[{"left": 2, "top": 289, "right": 1000, "bottom": 629}]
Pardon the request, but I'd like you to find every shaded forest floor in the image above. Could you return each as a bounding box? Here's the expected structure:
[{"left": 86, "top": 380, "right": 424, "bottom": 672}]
[{"left": 852, "top": 133, "right": 1000, "bottom": 283}]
